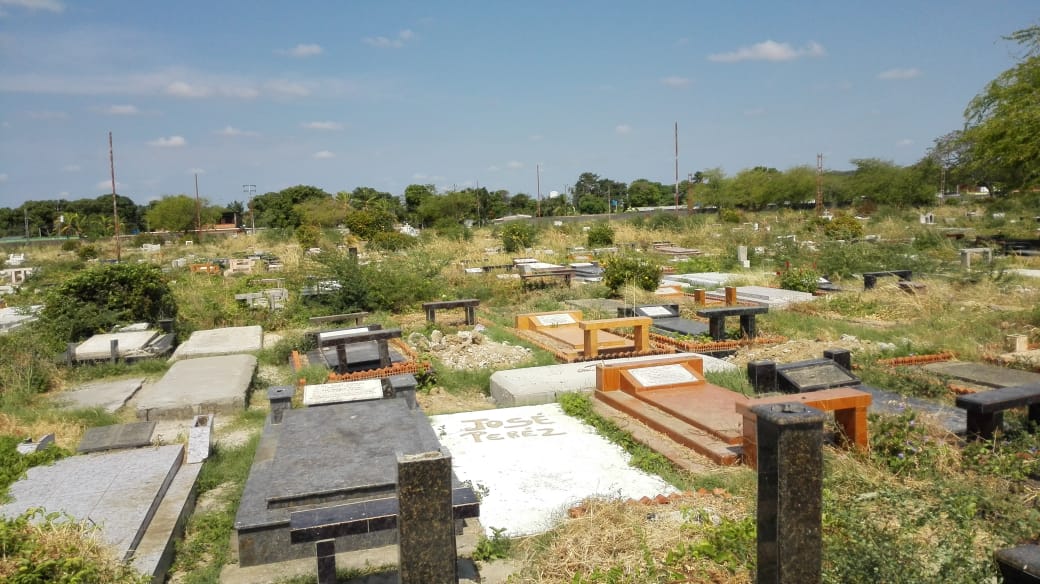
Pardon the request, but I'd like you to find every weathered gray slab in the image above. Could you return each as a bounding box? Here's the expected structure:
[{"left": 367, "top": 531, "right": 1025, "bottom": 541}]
[
  {"left": 665, "top": 272, "right": 737, "bottom": 288},
  {"left": 778, "top": 361, "right": 859, "bottom": 392},
  {"left": 129, "top": 461, "right": 202, "bottom": 581},
  {"left": 78, "top": 421, "right": 156, "bottom": 453},
  {"left": 303, "top": 379, "right": 384, "bottom": 406},
  {"left": 922, "top": 361, "right": 1040, "bottom": 389},
  {"left": 861, "top": 385, "right": 965, "bottom": 434},
  {"left": 0, "top": 444, "right": 183, "bottom": 562},
  {"left": 56, "top": 378, "right": 144, "bottom": 413},
  {"left": 705, "top": 285, "right": 815, "bottom": 308},
  {"left": 491, "top": 353, "right": 736, "bottom": 407},
  {"left": 170, "top": 325, "right": 263, "bottom": 361},
  {"left": 75, "top": 331, "right": 161, "bottom": 360},
  {"left": 0, "top": 305, "right": 41, "bottom": 332},
  {"left": 136, "top": 354, "right": 256, "bottom": 420}
]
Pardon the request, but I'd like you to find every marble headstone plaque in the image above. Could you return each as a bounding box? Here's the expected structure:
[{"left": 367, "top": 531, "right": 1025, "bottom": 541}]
[
  {"left": 534, "top": 313, "right": 577, "bottom": 327},
  {"left": 628, "top": 364, "right": 698, "bottom": 387},
  {"left": 303, "top": 379, "right": 384, "bottom": 406},
  {"left": 637, "top": 306, "right": 675, "bottom": 318},
  {"left": 780, "top": 362, "right": 858, "bottom": 392}
]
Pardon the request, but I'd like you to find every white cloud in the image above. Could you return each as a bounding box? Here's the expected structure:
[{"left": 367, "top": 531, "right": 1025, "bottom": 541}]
[
  {"left": 302, "top": 121, "right": 343, "bottom": 130},
  {"left": 266, "top": 79, "right": 310, "bottom": 97},
  {"left": 313, "top": 150, "right": 335, "bottom": 159},
  {"left": 615, "top": 124, "right": 632, "bottom": 135},
  {"left": 897, "top": 138, "right": 914, "bottom": 146},
  {"left": 878, "top": 68, "right": 921, "bottom": 80},
  {"left": 165, "top": 81, "right": 210, "bottom": 98},
  {"left": 215, "top": 125, "right": 258, "bottom": 137},
  {"left": 708, "top": 40, "right": 826, "bottom": 63},
  {"left": 61, "top": 164, "right": 80, "bottom": 172},
  {"left": 363, "top": 29, "right": 415, "bottom": 49},
  {"left": 103, "top": 104, "right": 139, "bottom": 115},
  {"left": 0, "top": 173, "right": 7, "bottom": 183},
  {"left": 148, "top": 135, "right": 186, "bottom": 148},
  {"left": 0, "top": 0, "right": 64, "bottom": 13},
  {"left": 96, "top": 179, "right": 123, "bottom": 191},
  {"left": 661, "top": 75, "right": 691, "bottom": 88},
  {"left": 278, "top": 43, "right": 323, "bottom": 58},
  {"left": 28, "top": 110, "right": 67, "bottom": 120},
  {"left": 506, "top": 160, "right": 524, "bottom": 170}
]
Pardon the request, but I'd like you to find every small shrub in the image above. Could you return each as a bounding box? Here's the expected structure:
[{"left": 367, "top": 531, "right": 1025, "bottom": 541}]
[
  {"left": 60, "top": 239, "right": 79, "bottom": 252},
  {"left": 719, "top": 208, "right": 741, "bottom": 223},
  {"left": 823, "top": 215, "right": 865, "bottom": 240},
  {"left": 586, "top": 222, "right": 615, "bottom": 247},
  {"left": 433, "top": 219, "right": 472, "bottom": 242},
  {"left": 76, "top": 244, "right": 99, "bottom": 260},
  {"left": 501, "top": 222, "right": 536, "bottom": 253},
  {"left": 778, "top": 266, "right": 819, "bottom": 293},
  {"left": 473, "top": 526, "right": 512, "bottom": 561},
  {"left": 602, "top": 254, "right": 662, "bottom": 295},
  {"left": 868, "top": 409, "right": 939, "bottom": 475},
  {"left": 294, "top": 224, "right": 321, "bottom": 249},
  {"left": 646, "top": 212, "right": 682, "bottom": 231}
]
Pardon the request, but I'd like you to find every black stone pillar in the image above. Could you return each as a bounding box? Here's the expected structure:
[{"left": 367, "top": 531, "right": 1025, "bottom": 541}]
[
  {"left": 753, "top": 403, "right": 826, "bottom": 584},
  {"left": 739, "top": 314, "right": 758, "bottom": 339},
  {"left": 397, "top": 449, "right": 457, "bottom": 584},
  {"left": 316, "top": 539, "right": 337, "bottom": 584},
  {"left": 348, "top": 247, "right": 358, "bottom": 261},
  {"left": 823, "top": 348, "right": 852, "bottom": 372},
  {"left": 110, "top": 339, "right": 119, "bottom": 364},
  {"left": 863, "top": 274, "right": 877, "bottom": 290},
  {"left": 377, "top": 340, "right": 392, "bottom": 368},
  {"left": 747, "top": 360, "right": 777, "bottom": 393},
  {"left": 465, "top": 305, "right": 476, "bottom": 325},
  {"left": 267, "top": 386, "right": 293, "bottom": 424},
  {"left": 708, "top": 317, "right": 727, "bottom": 341}
]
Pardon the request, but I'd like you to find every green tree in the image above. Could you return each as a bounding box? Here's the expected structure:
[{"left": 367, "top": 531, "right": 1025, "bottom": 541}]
[
  {"left": 253, "top": 185, "right": 331, "bottom": 229},
  {"left": 404, "top": 184, "right": 436, "bottom": 219},
  {"left": 146, "top": 194, "right": 219, "bottom": 233},
  {"left": 961, "top": 24, "right": 1040, "bottom": 193}
]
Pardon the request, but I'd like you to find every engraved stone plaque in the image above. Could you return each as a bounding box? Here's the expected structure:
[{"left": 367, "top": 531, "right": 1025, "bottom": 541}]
[
  {"left": 303, "top": 379, "right": 384, "bottom": 406},
  {"left": 637, "top": 306, "right": 675, "bottom": 318},
  {"left": 534, "top": 314, "right": 577, "bottom": 326},
  {"left": 628, "top": 364, "right": 698, "bottom": 387}
]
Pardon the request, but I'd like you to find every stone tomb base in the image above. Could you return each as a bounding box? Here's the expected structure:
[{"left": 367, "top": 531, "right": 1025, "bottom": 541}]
[
  {"left": 234, "top": 398, "right": 464, "bottom": 567},
  {"left": 135, "top": 354, "right": 256, "bottom": 420}
]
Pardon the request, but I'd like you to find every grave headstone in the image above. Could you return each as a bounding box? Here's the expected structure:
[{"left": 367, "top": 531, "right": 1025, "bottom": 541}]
[
  {"left": 303, "top": 378, "right": 387, "bottom": 406},
  {"left": 776, "top": 359, "right": 859, "bottom": 393},
  {"left": 627, "top": 363, "right": 699, "bottom": 388},
  {"left": 78, "top": 421, "right": 156, "bottom": 453},
  {"left": 187, "top": 414, "right": 214, "bottom": 464},
  {"left": 534, "top": 313, "right": 577, "bottom": 326},
  {"left": 16, "top": 434, "right": 54, "bottom": 455},
  {"left": 397, "top": 449, "right": 458, "bottom": 584}
]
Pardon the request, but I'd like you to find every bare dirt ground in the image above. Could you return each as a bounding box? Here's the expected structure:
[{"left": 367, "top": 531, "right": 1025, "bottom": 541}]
[{"left": 724, "top": 336, "right": 894, "bottom": 369}]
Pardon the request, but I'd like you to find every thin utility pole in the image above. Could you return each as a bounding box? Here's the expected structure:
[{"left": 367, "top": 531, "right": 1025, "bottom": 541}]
[
  {"left": 194, "top": 173, "right": 202, "bottom": 240},
  {"left": 536, "top": 164, "right": 542, "bottom": 217},
  {"left": 674, "top": 122, "right": 679, "bottom": 212},
  {"left": 815, "top": 153, "right": 824, "bottom": 215},
  {"left": 109, "top": 131, "right": 121, "bottom": 262}
]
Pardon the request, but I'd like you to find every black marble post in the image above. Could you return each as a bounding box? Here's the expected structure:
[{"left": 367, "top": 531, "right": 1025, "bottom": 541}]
[
  {"left": 823, "top": 348, "right": 852, "bottom": 372},
  {"left": 397, "top": 448, "right": 457, "bottom": 584},
  {"left": 316, "top": 539, "right": 337, "bottom": 584},
  {"left": 747, "top": 360, "right": 777, "bottom": 393},
  {"left": 267, "top": 386, "right": 293, "bottom": 424},
  {"left": 753, "top": 403, "right": 826, "bottom": 584},
  {"left": 349, "top": 247, "right": 358, "bottom": 261},
  {"left": 110, "top": 339, "right": 119, "bottom": 364},
  {"left": 739, "top": 314, "right": 758, "bottom": 339}
]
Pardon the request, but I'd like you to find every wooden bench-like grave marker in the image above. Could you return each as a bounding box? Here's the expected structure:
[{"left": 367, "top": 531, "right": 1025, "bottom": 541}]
[
  {"left": 422, "top": 299, "right": 480, "bottom": 325},
  {"left": 695, "top": 305, "right": 768, "bottom": 341},
  {"left": 316, "top": 325, "right": 401, "bottom": 374},
  {"left": 516, "top": 311, "right": 650, "bottom": 358},
  {"left": 955, "top": 383, "right": 1040, "bottom": 440},
  {"left": 578, "top": 316, "right": 651, "bottom": 358},
  {"left": 862, "top": 269, "right": 912, "bottom": 290}
]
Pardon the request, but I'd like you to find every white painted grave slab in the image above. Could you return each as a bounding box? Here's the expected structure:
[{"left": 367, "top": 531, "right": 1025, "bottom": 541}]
[
  {"left": 432, "top": 403, "right": 674, "bottom": 537},
  {"left": 303, "top": 379, "right": 383, "bottom": 406},
  {"left": 526, "top": 262, "right": 561, "bottom": 270},
  {"left": 638, "top": 306, "right": 674, "bottom": 318},
  {"left": 628, "top": 364, "right": 698, "bottom": 387},
  {"left": 534, "top": 313, "right": 577, "bottom": 327}
]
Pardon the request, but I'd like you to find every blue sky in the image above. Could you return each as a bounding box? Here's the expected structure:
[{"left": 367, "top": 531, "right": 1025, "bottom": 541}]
[{"left": 0, "top": 1, "right": 1033, "bottom": 208}]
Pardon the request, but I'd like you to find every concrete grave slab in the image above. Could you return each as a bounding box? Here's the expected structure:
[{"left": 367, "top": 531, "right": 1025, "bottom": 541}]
[
  {"left": 78, "top": 421, "right": 156, "bottom": 453},
  {"left": 490, "top": 352, "right": 736, "bottom": 407},
  {"left": 0, "top": 444, "right": 184, "bottom": 562},
  {"left": 136, "top": 354, "right": 256, "bottom": 420},
  {"left": 171, "top": 325, "right": 263, "bottom": 360},
  {"left": 665, "top": 272, "right": 738, "bottom": 288},
  {"left": 922, "top": 361, "right": 1040, "bottom": 389},
  {"left": 75, "top": 331, "right": 161, "bottom": 360},
  {"left": 55, "top": 377, "right": 144, "bottom": 413},
  {"left": 0, "top": 305, "right": 41, "bottom": 333},
  {"left": 432, "top": 403, "right": 674, "bottom": 537},
  {"left": 861, "top": 385, "right": 965, "bottom": 434},
  {"left": 705, "top": 285, "right": 815, "bottom": 308}
]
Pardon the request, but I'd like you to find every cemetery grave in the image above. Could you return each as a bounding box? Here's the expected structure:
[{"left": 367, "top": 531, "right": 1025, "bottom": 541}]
[
  {"left": 69, "top": 327, "right": 175, "bottom": 363},
  {"left": 170, "top": 324, "right": 263, "bottom": 360},
  {"left": 514, "top": 309, "right": 667, "bottom": 361}
]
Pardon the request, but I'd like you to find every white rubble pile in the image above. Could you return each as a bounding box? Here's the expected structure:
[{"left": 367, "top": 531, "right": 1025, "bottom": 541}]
[{"left": 407, "top": 329, "right": 532, "bottom": 370}]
